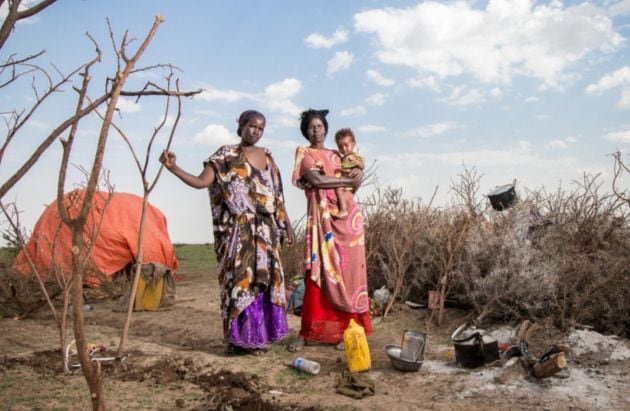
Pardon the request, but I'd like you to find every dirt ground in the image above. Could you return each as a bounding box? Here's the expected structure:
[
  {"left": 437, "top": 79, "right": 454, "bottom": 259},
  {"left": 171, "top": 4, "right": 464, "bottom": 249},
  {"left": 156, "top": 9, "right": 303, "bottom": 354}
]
[{"left": 1, "top": 267, "right": 629, "bottom": 411}]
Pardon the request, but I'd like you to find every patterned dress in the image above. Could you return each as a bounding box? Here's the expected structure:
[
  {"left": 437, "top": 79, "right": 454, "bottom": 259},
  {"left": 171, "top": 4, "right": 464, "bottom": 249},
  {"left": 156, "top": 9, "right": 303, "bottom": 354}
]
[
  {"left": 292, "top": 146, "right": 372, "bottom": 343},
  {"left": 204, "top": 144, "right": 290, "bottom": 349}
]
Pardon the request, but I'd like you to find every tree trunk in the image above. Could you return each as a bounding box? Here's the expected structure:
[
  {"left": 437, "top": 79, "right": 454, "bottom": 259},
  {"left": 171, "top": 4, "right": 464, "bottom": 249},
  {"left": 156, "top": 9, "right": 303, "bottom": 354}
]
[
  {"left": 60, "top": 286, "right": 70, "bottom": 373},
  {"left": 117, "top": 195, "right": 149, "bottom": 356},
  {"left": 70, "top": 228, "right": 105, "bottom": 410}
]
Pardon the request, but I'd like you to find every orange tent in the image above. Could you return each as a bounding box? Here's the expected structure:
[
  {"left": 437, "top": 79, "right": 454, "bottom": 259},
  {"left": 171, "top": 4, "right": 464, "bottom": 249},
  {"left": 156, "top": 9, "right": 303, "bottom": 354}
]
[{"left": 13, "top": 190, "right": 178, "bottom": 282}]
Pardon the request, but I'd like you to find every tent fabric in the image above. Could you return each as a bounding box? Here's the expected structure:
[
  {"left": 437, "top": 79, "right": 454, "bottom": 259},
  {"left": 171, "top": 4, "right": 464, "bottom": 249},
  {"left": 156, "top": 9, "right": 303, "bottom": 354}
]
[{"left": 12, "top": 190, "right": 178, "bottom": 282}]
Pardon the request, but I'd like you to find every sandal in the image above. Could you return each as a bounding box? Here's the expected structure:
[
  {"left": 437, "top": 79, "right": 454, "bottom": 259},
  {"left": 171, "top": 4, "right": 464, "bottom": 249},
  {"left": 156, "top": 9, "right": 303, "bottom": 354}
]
[{"left": 287, "top": 338, "right": 306, "bottom": 353}]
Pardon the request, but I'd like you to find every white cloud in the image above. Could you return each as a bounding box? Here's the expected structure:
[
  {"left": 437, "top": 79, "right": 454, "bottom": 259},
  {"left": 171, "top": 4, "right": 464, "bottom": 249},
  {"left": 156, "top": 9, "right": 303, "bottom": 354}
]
[
  {"left": 0, "top": 0, "right": 41, "bottom": 24},
  {"left": 605, "top": 129, "right": 630, "bottom": 143},
  {"left": 525, "top": 96, "right": 539, "bottom": 103},
  {"left": 407, "top": 75, "right": 441, "bottom": 92},
  {"left": 340, "top": 106, "right": 366, "bottom": 117},
  {"left": 259, "top": 78, "right": 302, "bottom": 122},
  {"left": 546, "top": 140, "right": 568, "bottom": 149},
  {"left": 304, "top": 27, "right": 349, "bottom": 49},
  {"left": 155, "top": 114, "right": 176, "bottom": 128},
  {"left": 366, "top": 69, "right": 395, "bottom": 86},
  {"left": 116, "top": 97, "right": 141, "bottom": 113},
  {"left": 545, "top": 135, "right": 577, "bottom": 150},
  {"left": 617, "top": 88, "right": 630, "bottom": 110},
  {"left": 585, "top": 66, "right": 630, "bottom": 94},
  {"left": 354, "top": 1, "right": 624, "bottom": 88},
  {"left": 198, "top": 87, "right": 248, "bottom": 102},
  {"left": 193, "top": 124, "right": 237, "bottom": 146},
  {"left": 442, "top": 86, "right": 486, "bottom": 106},
  {"left": 406, "top": 121, "right": 460, "bottom": 138},
  {"left": 489, "top": 87, "right": 503, "bottom": 98},
  {"left": 327, "top": 51, "right": 353, "bottom": 76},
  {"left": 195, "top": 79, "right": 303, "bottom": 127},
  {"left": 358, "top": 125, "right": 387, "bottom": 133},
  {"left": 379, "top": 146, "right": 577, "bottom": 170},
  {"left": 608, "top": 0, "right": 630, "bottom": 16},
  {"left": 365, "top": 92, "right": 387, "bottom": 106}
]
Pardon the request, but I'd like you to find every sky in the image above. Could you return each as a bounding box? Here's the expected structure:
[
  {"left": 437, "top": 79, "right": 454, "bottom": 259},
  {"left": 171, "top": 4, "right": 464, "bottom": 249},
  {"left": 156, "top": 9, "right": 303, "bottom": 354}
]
[{"left": 1, "top": 0, "right": 630, "bottom": 244}]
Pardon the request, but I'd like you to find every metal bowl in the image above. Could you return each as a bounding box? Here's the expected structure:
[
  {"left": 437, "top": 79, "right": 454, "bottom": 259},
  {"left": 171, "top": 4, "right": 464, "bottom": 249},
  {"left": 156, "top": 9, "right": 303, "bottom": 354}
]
[{"left": 384, "top": 344, "right": 423, "bottom": 372}]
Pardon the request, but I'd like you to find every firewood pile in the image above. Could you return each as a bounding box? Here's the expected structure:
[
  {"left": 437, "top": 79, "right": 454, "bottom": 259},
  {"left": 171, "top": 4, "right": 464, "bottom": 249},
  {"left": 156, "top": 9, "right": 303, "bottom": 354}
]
[{"left": 495, "top": 320, "right": 571, "bottom": 384}]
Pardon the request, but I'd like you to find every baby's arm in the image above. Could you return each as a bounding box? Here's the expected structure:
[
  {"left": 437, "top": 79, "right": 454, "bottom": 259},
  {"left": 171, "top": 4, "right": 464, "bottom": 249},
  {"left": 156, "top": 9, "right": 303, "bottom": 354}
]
[{"left": 344, "top": 153, "right": 365, "bottom": 171}]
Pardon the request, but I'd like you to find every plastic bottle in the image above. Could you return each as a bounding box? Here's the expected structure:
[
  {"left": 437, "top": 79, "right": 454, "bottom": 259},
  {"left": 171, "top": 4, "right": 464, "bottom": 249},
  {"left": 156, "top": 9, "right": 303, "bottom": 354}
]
[
  {"left": 343, "top": 318, "right": 371, "bottom": 372},
  {"left": 292, "top": 357, "right": 320, "bottom": 375}
]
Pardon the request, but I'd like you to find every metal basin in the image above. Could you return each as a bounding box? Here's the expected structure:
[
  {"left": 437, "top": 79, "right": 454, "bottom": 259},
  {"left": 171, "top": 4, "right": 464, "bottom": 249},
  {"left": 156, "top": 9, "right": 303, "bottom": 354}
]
[{"left": 384, "top": 344, "right": 423, "bottom": 372}]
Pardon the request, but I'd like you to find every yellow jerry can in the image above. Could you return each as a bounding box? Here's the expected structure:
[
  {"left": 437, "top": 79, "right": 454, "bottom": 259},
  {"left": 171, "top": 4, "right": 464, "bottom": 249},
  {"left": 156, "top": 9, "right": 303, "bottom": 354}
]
[
  {"left": 344, "top": 318, "right": 371, "bottom": 372},
  {"left": 134, "top": 274, "right": 164, "bottom": 311}
]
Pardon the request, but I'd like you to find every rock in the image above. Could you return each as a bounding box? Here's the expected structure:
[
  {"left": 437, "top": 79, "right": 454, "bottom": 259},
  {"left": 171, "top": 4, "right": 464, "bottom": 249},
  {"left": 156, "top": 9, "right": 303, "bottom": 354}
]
[{"left": 495, "top": 357, "right": 527, "bottom": 385}]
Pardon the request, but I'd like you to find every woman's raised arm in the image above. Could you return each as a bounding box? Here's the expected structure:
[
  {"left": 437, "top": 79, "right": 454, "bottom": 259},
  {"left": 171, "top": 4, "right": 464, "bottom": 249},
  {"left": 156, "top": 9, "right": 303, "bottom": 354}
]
[{"left": 160, "top": 150, "right": 215, "bottom": 189}]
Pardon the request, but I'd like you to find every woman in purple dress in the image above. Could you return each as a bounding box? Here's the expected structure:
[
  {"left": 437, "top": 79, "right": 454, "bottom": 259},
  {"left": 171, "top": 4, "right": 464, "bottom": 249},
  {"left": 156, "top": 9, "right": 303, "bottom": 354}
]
[{"left": 160, "top": 110, "right": 295, "bottom": 353}]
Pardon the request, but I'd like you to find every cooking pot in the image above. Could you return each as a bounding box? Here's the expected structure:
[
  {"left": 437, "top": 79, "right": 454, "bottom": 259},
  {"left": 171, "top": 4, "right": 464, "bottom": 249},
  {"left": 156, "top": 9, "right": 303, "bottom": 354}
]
[
  {"left": 452, "top": 324, "right": 499, "bottom": 368},
  {"left": 487, "top": 183, "right": 516, "bottom": 211},
  {"left": 400, "top": 330, "right": 426, "bottom": 362}
]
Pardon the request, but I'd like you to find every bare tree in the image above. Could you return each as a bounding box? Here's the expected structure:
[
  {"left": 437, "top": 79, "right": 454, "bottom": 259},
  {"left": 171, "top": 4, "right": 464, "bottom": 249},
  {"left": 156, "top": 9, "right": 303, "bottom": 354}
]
[
  {"left": 612, "top": 150, "right": 629, "bottom": 207},
  {"left": 40, "top": 16, "right": 199, "bottom": 411},
  {"left": 101, "top": 70, "right": 187, "bottom": 356},
  {"left": 0, "top": 10, "right": 199, "bottom": 201},
  {"left": 0, "top": 0, "right": 58, "bottom": 50}
]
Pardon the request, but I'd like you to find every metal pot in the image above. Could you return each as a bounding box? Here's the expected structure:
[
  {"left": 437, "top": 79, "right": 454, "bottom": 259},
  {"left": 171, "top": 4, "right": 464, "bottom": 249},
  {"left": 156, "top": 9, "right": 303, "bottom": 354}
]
[
  {"left": 487, "top": 183, "right": 516, "bottom": 211},
  {"left": 400, "top": 330, "right": 426, "bottom": 362},
  {"left": 452, "top": 324, "right": 499, "bottom": 368},
  {"left": 384, "top": 344, "right": 423, "bottom": 372}
]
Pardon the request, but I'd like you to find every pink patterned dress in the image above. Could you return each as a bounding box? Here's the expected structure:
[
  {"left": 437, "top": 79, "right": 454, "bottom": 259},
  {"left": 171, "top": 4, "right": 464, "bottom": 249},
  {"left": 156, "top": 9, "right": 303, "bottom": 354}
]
[{"left": 292, "top": 146, "right": 371, "bottom": 343}]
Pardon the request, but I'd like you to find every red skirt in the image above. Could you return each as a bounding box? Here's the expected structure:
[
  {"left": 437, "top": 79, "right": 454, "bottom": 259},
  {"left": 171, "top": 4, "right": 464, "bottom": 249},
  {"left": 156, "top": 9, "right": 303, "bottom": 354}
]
[{"left": 299, "top": 276, "right": 372, "bottom": 344}]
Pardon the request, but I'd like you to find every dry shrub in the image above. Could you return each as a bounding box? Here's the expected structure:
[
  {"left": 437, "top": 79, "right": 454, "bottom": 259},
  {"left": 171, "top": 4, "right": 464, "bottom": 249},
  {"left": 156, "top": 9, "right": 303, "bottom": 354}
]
[
  {"left": 362, "top": 170, "right": 630, "bottom": 337},
  {"left": 455, "top": 202, "right": 558, "bottom": 324},
  {"left": 363, "top": 186, "right": 440, "bottom": 311},
  {"left": 280, "top": 215, "right": 306, "bottom": 286},
  {"left": 0, "top": 268, "right": 62, "bottom": 318},
  {"left": 533, "top": 174, "right": 630, "bottom": 336}
]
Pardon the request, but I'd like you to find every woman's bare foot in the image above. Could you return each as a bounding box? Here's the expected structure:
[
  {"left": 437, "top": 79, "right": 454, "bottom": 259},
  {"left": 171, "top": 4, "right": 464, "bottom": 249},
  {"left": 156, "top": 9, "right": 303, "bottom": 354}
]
[{"left": 287, "top": 338, "right": 306, "bottom": 352}]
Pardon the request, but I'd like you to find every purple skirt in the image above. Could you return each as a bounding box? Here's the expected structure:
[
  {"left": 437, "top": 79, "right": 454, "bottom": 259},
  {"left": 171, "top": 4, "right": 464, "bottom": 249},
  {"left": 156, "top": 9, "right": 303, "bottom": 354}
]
[{"left": 228, "top": 291, "right": 289, "bottom": 349}]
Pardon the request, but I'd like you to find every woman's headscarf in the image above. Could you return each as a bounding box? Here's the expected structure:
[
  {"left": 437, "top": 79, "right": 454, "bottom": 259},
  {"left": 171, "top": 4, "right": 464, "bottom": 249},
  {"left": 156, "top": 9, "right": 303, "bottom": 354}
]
[{"left": 299, "top": 109, "right": 329, "bottom": 139}]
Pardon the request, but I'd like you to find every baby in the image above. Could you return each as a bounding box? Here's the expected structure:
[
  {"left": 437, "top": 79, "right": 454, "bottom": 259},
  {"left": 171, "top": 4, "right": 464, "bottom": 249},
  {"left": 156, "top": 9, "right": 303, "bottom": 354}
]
[{"left": 333, "top": 128, "right": 364, "bottom": 218}]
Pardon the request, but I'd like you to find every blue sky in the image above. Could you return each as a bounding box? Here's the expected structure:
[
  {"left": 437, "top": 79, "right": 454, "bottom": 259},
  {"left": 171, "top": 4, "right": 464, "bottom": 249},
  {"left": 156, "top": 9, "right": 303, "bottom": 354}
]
[{"left": 2, "top": 0, "right": 629, "bottom": 244}]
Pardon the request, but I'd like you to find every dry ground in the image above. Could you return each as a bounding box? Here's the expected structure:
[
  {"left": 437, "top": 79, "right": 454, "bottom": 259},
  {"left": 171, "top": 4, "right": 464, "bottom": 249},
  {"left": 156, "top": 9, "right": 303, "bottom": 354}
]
[{"left": 1, "top": 262, "right": 629, "bottom": 410}]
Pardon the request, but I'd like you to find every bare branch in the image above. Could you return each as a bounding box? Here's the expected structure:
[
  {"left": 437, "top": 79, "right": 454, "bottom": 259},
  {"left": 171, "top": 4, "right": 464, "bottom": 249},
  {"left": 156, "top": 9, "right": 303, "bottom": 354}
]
[{"left": 0, "top": 0, "right": 58, "bottom": 50}]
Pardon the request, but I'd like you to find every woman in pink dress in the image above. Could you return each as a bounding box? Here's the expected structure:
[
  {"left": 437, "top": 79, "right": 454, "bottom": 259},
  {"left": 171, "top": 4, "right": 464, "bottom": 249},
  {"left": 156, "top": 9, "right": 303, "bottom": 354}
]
[{"left": 288, "top": 109, "right": 372, "bottom": 352}]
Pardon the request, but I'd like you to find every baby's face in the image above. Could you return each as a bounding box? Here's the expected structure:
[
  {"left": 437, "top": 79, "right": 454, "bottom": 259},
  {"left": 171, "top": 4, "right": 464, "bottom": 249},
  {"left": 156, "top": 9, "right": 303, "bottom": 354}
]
[{"left": 336, "top": 135, "right": 355, "bottom": 156}]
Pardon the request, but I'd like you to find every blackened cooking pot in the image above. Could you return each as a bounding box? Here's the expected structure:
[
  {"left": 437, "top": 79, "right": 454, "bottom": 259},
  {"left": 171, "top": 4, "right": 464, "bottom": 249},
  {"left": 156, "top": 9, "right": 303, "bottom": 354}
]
[
  {"left": 487, "top": 184, "right": 516, "bottom": 211},
  {"left": 452, "top": 324, "right": 500, "bottom": 368}
]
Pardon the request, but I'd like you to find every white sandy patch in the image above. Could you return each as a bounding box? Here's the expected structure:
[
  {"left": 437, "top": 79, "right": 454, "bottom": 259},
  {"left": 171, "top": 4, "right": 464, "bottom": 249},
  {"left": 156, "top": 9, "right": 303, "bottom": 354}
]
[{"left": 567, "top": 329, "right": 630, "bottom": 360}]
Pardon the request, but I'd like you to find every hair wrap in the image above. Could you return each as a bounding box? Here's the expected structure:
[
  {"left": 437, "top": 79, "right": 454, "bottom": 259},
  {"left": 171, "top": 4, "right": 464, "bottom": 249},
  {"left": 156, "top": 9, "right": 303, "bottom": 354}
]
[{"left": 299, "top": 108, "right": 329, "bottom": 139}]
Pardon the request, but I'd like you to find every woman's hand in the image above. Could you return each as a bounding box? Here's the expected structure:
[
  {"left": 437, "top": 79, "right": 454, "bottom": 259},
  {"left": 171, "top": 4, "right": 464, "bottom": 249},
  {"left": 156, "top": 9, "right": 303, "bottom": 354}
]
[
  {"left": 286, "top": 225, "right": 296, "bottom": 246},
  {"left": 159, "top": 150, "right": 177, "bottom": 170},
  {"left": 348, "top": 168, "right": 364, "bottom": 190}
]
